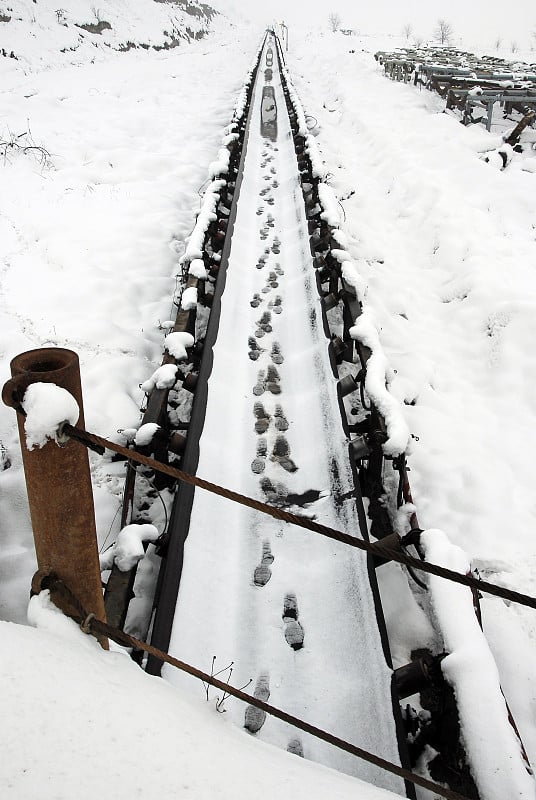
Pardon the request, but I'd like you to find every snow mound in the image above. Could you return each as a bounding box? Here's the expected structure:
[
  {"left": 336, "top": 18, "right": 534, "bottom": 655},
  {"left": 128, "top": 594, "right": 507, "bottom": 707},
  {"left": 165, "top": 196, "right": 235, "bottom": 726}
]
[
  {"left": 134, "top": 422, "right": 161, "bottom": 447},
  {"left": 1, "top": 594, "right": 404, "bottom": 800},
  {"left": 141, "top": 364, "right": 179, "bottom": 394},
  {"left": 22, "top": 382, "right": 80, "bottom": 450},
  {"left": 421, "top": 530, "right": 535, "bottom": 800},
  {"left": 349, "top": 309, "right": 410, "bottom": 456},
  {"left": 100, "top": 522, "right": 160, "bottom": 571},
  {"left": 164, "top": 331, "right": 195, "bottom": 360}
]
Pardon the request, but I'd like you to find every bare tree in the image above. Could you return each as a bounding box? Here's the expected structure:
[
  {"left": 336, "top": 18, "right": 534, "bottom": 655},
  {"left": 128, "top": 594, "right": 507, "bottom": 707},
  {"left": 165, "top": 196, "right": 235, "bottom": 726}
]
[
  {"left": 328, "top": 12, "right": 341, "bottom": 33},
  {"left": 494, "top": 36, "right": 502, "bottom": 52},
  {"left": 413, "top": 35, "right": 424, "bottom": 49},
  {"left": 435, "top": 18, "right": 453, "bottom": 45},
  {"left": 510, "top": 41, "right": 518, "bottom": 54},
  {"left": 402, "top": 23, "right": 413, "bottom": 42}
]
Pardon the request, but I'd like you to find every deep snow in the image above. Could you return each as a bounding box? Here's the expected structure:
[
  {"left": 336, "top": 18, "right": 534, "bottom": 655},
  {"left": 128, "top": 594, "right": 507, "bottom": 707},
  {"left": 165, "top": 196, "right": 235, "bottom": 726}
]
[
  {"left": 287, "top": 31, "right": 536, "bottom": 772},
  {"left": 1, "top": 592, "right": 405, "bottom": 800},
  {"left": 1, "top": 6, "right": 536, "bottom": 800}
]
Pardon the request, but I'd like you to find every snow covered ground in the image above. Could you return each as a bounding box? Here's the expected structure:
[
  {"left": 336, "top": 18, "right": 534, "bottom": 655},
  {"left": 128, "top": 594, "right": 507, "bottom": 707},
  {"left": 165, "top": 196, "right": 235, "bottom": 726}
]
[
  {"left": 1, "top": 5, "right": 536, "bottom": 799},
  {"left": 1, "top": 593, "right": 404, "bottom": 800},
  {"left": 288, "top": 26, "right": 536, "bottom": 774}
]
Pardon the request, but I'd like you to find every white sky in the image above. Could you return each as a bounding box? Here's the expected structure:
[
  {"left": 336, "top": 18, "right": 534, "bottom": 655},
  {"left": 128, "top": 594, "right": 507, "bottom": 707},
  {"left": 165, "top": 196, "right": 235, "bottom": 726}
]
[{"left": 214, "top": 0, "right": 535, "bottom": 51}]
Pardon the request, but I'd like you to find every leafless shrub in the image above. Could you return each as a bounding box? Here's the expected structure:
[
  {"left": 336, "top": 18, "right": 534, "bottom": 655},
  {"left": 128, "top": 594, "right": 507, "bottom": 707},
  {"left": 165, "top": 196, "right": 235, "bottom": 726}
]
[
  {"left": 1, "top": 126, "right": 52, "bottom": 168},
  {"left": 435, "top": 18, "right": 453, "bottom": 45},
  {"left": 328, "top": 12, "right": 341, "bottom": 33}
]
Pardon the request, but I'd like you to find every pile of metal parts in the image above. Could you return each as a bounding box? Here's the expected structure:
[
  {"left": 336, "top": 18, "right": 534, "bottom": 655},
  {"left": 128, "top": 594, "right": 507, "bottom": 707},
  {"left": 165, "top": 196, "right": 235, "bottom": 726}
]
[{"left": 375, "top": 46, "right": 536, "bottom": 133}]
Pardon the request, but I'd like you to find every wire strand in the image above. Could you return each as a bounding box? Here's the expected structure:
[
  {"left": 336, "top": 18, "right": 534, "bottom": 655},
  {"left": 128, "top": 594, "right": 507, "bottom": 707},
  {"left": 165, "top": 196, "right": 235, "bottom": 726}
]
[{"left": 60, "top": 423, "right": 536, "bottom": 612}]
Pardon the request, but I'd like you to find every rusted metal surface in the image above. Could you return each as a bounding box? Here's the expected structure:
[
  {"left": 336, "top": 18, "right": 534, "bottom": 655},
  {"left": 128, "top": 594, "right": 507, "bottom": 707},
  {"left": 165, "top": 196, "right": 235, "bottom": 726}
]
[
  {"left": 394, "top": 654, "right": 435, "bottom": 699},
  {"left": 2, "top": 347, "right": 107, "bottom": 647}
]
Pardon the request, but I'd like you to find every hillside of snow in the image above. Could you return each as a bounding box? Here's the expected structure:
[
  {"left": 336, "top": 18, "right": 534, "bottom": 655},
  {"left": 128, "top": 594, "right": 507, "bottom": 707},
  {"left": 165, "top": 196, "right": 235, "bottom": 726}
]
[
  {"left": 0, "top": 0, "right": 219, "bottom": 68},
  {"left": 1, "top": 4, "right": 536, "bottom": 799}
]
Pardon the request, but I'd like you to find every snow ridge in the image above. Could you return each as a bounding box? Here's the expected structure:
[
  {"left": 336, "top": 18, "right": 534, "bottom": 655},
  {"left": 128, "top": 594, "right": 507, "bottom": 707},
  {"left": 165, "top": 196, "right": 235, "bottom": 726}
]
[{"left": 422, "top": 530, "right": 535, "bottom": 800}]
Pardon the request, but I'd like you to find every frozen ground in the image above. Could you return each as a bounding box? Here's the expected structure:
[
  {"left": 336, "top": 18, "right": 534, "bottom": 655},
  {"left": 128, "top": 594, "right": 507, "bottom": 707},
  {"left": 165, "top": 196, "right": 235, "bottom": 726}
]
[{"left": 1, "top": 6, "right": 536, "bottom": 800}]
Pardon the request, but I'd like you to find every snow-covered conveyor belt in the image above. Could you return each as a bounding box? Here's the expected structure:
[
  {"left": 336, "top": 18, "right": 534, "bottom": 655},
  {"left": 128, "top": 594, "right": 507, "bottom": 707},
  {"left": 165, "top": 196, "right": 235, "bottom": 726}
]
[{"left": 148, "top": 35, "right": 409, "bottom": 795}]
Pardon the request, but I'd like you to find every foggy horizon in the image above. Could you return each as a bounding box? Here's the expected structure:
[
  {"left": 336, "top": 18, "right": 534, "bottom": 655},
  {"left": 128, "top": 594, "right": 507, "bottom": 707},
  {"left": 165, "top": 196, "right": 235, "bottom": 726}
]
[{"left": 212, "top": 0, "right": 535, "bottom": 52}]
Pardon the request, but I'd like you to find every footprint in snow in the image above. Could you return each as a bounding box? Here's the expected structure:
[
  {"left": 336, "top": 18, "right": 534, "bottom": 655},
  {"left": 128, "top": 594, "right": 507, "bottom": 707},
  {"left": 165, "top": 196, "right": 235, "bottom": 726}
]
[
  {"left": 271, "top": 342, "right": 284, "bottom": 366},
  {"left": 258, "top": 310, "right": 272, "bottom": 333},
  {"left": 274, "top": 403, "right": 288, "bottom": 430},
  {"left": 253, "top": 540, "right": 274, "bottom": 586},
  {"left": 271, "top": 435, "right": 298, "bottom": 473},
  {"left": 256, "top": 206, "right": 264, "bottom": 216},
  {"left": 250, "top": 293, "right": 262, "bottom": 308},
  {"left": 260, "top": 476, "right": 287, "bottom": 504},
  {"left": 244, "top": 674, "right": 271, "bottom": 732},
  {"left": 255, "top": 673, "right": 271, "bottom": 701},
  {"left": 266, "top": 364, "right": 281, "bottom": 395},
  {"left": 248, "top": 336, "right": 263, "bottom": 361},
  {"left": 268, "top": 270, "right": 279, "bottom": 288},
  {"left": 275, "top": 264, "right": 284, "bottom": 276},
  {"left": 244, "top": 704, "right": 266, "bottom": 734},
  {"left": 283, "top": 592, "right": 304, "bottom": 651},
  {"left": 287, "top": 738, "right": 304, "bottom": 757},
  {"left": 251, "top": 437, "right": 267, "bottom": 474},
  {"left": 261, "top": 539, "right": 274, "bottom": 565},
  {"left": 253, "top": 401, "right": 270, "bottom": 434},
  {"left": 253, "top": 369, "right": 266, "bottom": 397},
  {"left": 283, "top": 627, "right": 305, "bottom": 655},
  {"left": 270, "top": 295, "right": 283, "bottom": 314}
]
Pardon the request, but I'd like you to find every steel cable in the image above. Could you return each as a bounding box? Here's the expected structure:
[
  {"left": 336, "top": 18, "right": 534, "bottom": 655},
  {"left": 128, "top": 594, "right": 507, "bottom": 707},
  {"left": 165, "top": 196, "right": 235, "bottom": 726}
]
[{"left": 61, "top": 423, "right": 536, "bottom": 611}]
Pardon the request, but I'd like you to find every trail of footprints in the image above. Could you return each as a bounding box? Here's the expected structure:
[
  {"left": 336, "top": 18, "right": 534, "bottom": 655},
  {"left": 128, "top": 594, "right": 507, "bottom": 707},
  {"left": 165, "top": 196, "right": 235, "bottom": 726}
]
[{"left": 244, "top": 139, "right": 305, "bottom": 753}]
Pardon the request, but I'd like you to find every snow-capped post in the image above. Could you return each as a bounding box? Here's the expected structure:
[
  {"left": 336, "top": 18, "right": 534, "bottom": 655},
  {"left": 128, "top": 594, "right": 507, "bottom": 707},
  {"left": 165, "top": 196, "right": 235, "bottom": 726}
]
[{"left": 2, "top": 348, "right": 108, "bottom": 648}]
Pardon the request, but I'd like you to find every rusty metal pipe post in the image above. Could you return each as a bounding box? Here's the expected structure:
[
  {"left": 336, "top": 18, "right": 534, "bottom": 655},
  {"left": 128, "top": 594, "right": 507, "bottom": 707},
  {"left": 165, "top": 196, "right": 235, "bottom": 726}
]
[{"left": 2, "top": 348, "right": 107, "bottom": 648}]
